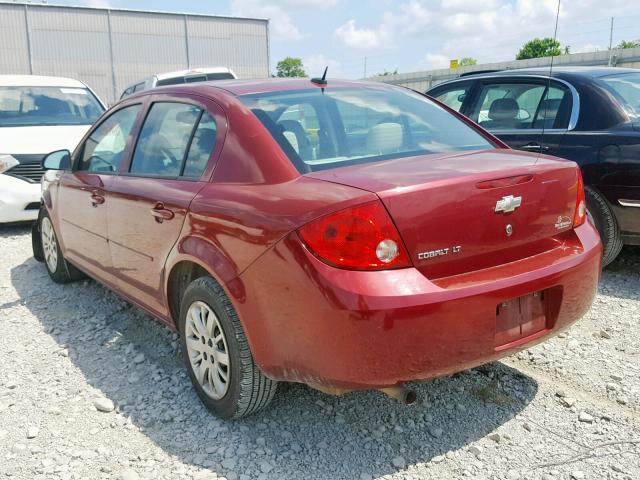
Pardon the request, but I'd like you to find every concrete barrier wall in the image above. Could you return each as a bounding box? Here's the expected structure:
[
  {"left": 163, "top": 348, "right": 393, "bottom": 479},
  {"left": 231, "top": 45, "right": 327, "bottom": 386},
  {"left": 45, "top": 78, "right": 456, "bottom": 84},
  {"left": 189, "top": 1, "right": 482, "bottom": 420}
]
[{"left": 370, "top": 47, "right": 640, "bottom": 92}]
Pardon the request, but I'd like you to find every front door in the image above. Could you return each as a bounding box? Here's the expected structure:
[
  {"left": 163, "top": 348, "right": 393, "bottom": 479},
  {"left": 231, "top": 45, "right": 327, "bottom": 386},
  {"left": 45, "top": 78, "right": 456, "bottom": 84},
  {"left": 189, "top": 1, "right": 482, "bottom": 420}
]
[
  {"left": 467, "top": 79, "right": 574, "bottom": 158},
  {"left": 56, "top": 104, "right": 142, "bottom": 282},
  {"left": 107, "top": 98, "right": 223, "bottom": 316}
]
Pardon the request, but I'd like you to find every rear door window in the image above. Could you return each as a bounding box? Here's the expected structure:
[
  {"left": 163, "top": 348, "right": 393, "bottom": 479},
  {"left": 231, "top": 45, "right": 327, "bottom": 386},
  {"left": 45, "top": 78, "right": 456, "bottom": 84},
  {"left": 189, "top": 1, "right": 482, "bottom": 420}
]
[
  {"left": 130, "top": 102, "right": 216, "bottom": 178},
  {"left": 183, "top": 112, "right": 217, "bottom": 178},
  {"left": 471, "top": 81, "right": 572, "bottom": 130}
]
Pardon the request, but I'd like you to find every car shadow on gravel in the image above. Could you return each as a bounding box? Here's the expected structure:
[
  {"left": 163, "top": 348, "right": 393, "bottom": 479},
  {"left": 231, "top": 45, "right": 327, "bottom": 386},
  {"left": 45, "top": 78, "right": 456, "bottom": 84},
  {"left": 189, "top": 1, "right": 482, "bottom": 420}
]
[{"left": 10, "top": 245, "right": 539, "bottom": 479}]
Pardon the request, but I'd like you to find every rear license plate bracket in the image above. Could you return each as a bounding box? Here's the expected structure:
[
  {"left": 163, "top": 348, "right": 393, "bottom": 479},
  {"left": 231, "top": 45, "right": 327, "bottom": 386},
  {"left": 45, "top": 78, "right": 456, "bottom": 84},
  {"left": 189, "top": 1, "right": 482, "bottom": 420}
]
[{"left": 495, "top": 290, "right": 548, "bottom": 348}]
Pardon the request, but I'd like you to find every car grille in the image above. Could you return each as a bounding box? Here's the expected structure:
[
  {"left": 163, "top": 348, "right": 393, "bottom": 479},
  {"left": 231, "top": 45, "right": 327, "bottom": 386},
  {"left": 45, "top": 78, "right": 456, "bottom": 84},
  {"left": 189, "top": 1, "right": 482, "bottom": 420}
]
[{"left": 5, "top": 154, "right": 46, "bottom": 183}]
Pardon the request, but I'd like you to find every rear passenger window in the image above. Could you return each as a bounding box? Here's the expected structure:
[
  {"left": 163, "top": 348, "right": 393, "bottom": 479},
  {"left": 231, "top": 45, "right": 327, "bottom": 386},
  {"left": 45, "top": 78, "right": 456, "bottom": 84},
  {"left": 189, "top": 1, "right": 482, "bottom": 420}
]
[
  {"left": 471, "top": 82, "right": 571, "bottom": 131},
  {"left": 183, "top": 112, "right": 217, "bottom": 178},
  {"left": 130, "top": 103, "right": 200, "bottom": 177},
  {"left": 130, "top": 102, "right": 217, "bottom": 178}
]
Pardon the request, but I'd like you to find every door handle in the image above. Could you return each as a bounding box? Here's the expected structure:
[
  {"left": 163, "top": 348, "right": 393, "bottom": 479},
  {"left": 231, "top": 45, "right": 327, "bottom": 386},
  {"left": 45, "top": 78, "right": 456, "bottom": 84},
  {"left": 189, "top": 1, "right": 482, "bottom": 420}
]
[
  {"left": 150, "top": 203, "right": 175, "bottom": 223},
  {"left": 520, "top": 143, "right": 550, "bottom": 152},
  {"left": 90, "top": 192, "right": 105, "bottom": 207}
]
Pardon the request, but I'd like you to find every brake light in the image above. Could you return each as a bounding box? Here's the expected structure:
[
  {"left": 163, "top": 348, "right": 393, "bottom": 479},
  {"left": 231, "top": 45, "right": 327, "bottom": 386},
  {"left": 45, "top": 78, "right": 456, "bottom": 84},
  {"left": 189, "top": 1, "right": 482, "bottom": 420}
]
[
  {"left": 298, "top": 201, "right": 411, "bottom": 270},
  {"left": 573, "top": 168, "right": 586, "bottom": 227}
]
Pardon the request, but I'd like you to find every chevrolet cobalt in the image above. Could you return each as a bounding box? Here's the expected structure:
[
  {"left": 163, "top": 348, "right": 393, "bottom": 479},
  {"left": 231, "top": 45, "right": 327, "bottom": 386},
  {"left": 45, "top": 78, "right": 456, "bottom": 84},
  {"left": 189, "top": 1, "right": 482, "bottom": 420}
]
[{"left": 33, "top": 78, "right": 602, "bottom": 418}]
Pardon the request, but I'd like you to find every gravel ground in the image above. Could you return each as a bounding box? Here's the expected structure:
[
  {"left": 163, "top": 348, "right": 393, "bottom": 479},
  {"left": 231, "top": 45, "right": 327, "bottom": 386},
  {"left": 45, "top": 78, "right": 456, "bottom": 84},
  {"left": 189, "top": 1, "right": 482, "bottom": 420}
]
[{"left": 1, "top": 224, "right": 638, "bottom": 480}]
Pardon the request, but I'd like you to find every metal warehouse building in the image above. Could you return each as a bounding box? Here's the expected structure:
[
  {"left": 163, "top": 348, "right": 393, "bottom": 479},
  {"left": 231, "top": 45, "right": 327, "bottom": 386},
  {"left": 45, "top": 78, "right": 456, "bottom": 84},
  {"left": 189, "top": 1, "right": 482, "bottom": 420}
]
[{"left": 0, "top": 2, "right": 269, "bottom": 103}]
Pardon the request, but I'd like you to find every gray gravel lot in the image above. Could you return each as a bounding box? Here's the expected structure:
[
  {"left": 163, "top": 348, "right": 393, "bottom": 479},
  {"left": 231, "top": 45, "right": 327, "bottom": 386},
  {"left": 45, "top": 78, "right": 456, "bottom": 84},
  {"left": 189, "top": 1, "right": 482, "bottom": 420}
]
[{"left": 1, "top": 224, "right": 639, "bottom": 480}]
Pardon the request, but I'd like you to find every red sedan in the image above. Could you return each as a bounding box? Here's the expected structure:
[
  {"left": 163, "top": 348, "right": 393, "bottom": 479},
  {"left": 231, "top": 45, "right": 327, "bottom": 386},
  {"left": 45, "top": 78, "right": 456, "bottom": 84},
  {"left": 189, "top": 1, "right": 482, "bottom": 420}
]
[{"left": 33, "top": 78, "right": 602, "bottom": 418}]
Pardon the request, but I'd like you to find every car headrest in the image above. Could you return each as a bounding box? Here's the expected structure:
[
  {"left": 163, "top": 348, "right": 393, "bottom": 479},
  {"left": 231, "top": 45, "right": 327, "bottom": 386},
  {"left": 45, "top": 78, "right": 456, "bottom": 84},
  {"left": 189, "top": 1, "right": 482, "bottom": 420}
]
[
  {"left": 282, "top": 131, "right": 299, "bottom": 155},
  {"left": 278, "top": 120, "right": 308, "bottom": 142},
  {"left": 488, "top": 98, "right": 519, "bottom": 121},
  {"left": 366, "top": 122, "right": 403, "bottom": 155},
  {"left": 537, "top": 98, "right": 562, "bottom": 119}
]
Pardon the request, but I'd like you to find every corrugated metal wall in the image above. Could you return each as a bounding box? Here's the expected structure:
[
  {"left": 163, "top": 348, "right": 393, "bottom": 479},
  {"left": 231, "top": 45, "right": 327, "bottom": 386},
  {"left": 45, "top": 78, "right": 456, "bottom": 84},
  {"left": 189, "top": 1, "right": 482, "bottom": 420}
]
[{"left": 0, "top": 3, "right": 269, "bottom": 103}]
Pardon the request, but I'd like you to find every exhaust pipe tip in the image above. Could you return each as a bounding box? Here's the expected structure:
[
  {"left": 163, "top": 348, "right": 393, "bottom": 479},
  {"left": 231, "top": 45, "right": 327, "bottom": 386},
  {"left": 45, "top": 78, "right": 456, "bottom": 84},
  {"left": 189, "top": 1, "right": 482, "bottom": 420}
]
[{"left": 380, "top": 386, "right": 417, "bottom": 405}]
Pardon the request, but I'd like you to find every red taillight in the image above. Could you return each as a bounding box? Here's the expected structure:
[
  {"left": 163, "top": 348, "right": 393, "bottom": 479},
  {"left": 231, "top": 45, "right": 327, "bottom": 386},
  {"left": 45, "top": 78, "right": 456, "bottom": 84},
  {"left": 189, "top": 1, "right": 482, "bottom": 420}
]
[
  {"left": 573, "top": 168, "right": 586, "bottom": 227},
  {"left": 298, "top": 201, "right": 411, "bottom": 270}
]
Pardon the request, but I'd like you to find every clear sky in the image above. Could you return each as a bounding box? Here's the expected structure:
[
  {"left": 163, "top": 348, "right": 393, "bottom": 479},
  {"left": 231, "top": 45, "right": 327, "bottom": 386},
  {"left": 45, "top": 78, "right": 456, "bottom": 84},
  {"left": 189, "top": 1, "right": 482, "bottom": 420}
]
[{"left": 45, "top": 0, "right": 640, "bottom": 77}]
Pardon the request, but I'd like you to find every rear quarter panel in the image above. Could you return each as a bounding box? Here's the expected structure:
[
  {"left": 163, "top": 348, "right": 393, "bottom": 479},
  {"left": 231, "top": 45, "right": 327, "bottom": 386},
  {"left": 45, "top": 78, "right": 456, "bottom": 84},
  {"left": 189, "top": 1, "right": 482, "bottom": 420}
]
[{"left": 167, "top": 177, "right": 377, "bottom": 284}]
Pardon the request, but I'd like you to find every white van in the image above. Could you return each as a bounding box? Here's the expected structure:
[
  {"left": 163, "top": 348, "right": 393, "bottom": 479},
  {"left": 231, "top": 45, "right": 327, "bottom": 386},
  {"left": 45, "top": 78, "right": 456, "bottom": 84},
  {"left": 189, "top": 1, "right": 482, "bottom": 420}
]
[
  {"left": 0, "top": 75, "right": 105, "bottom": 223},
  {"left": 120, "top": 67, "right": 237, "bottom": 99}
]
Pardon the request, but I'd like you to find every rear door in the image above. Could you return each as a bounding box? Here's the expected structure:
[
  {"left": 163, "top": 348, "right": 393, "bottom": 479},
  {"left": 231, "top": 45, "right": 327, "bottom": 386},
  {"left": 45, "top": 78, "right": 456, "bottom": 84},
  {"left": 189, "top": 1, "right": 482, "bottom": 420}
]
[
  {"left": 468, "top": 78, "right": 574, "bottom": 157},
  {"left": 107, "top": 94, "right": 225, "bottom": 316},
  {"left": 56, "top": 103, "right": 142, "bottom": 282}
]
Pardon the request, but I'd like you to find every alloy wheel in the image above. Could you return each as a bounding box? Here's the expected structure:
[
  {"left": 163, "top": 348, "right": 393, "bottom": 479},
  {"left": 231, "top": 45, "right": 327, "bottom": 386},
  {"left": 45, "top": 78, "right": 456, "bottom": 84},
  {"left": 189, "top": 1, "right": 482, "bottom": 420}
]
[
  {"left": 41, "top": 217, "right": 58, "bottom": 273},
  {"left": 185, "top": 301, "right": 231, "bottom": 400}
]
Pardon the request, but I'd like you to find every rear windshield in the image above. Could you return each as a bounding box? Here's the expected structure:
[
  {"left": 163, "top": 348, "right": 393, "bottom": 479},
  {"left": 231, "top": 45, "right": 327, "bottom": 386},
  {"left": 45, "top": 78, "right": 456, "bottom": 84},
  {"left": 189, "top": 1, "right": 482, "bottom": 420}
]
[
  {"left": 0, "top": 86, "right": 104, "bottom": 127},
  {"left": 240, "top": 86, "right": 493, "bottom": 172},
  {"left": 598, "top": 72, "right": 640, "bottom": 119}
]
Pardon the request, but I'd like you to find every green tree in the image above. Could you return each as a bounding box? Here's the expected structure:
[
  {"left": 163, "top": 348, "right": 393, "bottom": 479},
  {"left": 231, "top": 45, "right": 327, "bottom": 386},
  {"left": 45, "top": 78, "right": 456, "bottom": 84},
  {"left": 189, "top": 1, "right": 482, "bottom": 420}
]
[
  {"left": 459, "top": 57, "right": 477, "bottom": 66},
  {"left": 276, "top": 57, "right": 306, "bottom": 78},
  {"left": 616, "top": 39, "right": 640, "bottom": 49},
  {"left": 516, "top": 38, "right": 562, "bottom": 60}
]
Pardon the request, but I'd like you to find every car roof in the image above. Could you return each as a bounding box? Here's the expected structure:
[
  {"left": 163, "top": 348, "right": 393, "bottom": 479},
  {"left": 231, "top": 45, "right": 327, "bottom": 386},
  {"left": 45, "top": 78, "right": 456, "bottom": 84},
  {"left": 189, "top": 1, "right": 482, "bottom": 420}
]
[
  {"left": 197, "top": 78, "right": 392, "bottom": 96},
  {"left": 154, "top": 67, "right": 234, "bottom": 81},
  {"left": 438, "top": 66, "right": 639, "bottom": 84},
  {"left": 0, "top": 75, "right": 89, "bottom": 88}
]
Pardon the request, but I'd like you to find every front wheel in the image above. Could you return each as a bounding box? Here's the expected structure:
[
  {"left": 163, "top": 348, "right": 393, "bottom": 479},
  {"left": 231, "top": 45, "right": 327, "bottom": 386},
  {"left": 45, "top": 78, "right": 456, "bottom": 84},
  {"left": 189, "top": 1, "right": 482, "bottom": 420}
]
[
  {"left": 39, "top": 210, "right": 85, "bottom": 283},
  {"left": 179, "top": 276, "right": 277, "bottom": 419}
]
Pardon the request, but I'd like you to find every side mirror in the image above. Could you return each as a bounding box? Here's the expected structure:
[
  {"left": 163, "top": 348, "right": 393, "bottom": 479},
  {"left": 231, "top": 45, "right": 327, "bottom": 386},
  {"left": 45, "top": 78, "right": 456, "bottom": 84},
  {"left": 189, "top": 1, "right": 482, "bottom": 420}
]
[{"left": 42, "top": 150, "right": 71, "bottom": 170}]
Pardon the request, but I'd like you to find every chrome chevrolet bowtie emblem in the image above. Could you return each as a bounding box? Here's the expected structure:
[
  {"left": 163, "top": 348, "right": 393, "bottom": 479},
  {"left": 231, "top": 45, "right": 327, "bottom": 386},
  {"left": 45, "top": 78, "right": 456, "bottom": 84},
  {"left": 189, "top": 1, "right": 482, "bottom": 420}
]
[{"left": 495, "top": 195, "right": 522, "bottom": 214}]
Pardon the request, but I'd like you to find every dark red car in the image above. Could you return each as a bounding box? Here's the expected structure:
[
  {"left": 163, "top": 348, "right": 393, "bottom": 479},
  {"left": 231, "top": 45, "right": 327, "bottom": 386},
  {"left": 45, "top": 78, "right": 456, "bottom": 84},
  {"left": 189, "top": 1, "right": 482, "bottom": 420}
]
[{"left": 33, "top": 78, "right": 602, "bottom": 419}]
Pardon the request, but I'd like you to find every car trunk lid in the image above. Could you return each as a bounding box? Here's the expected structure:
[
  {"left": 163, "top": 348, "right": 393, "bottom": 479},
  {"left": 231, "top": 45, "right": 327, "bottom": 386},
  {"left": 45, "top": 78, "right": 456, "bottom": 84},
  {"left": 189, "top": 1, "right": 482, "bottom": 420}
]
[{"left": 307, "top": 149, "right": 580, "bottom": 279}]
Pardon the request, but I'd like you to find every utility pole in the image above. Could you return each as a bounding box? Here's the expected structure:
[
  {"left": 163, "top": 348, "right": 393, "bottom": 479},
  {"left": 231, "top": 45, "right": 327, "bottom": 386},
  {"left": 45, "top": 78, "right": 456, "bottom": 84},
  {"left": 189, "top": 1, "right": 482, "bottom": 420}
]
[
  {"left": 608, "top": 17, "right": 614, "bottom": 66},
  {"left": 363, "top": 56, "right": 367, "bottom": 78}
]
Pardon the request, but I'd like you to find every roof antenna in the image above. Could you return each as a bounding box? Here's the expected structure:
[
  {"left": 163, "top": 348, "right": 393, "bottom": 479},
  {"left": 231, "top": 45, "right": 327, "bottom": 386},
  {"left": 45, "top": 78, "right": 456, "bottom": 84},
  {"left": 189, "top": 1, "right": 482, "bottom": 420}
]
[
  {"left": 538, "top": 0, "right": 561, "bottom": 161},
  {"left": 311, "top": 66, "right": 328, "bottom": 85}
]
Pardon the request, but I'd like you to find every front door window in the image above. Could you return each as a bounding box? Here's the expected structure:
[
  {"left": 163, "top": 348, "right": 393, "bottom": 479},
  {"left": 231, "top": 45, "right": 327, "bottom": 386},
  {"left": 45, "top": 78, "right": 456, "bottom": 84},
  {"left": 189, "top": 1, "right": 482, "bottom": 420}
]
[{"left": 78, "top": 105, "right": 141, "bottom": 172}]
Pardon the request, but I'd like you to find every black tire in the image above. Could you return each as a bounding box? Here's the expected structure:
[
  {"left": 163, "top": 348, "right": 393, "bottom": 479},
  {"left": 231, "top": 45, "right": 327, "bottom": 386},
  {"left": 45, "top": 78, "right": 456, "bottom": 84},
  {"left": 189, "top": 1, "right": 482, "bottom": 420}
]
[
  {"left": 178, "top": 276, "right": 277, "bottom": 419},
  {"left": 32, "top": 213, "right": 44, "bottom": 262},
  {"left": 585, "top": 186, "right": 623, "bottom": 267},
  {"left": 38, "top": 209, "right": 86, "bottom": 284}
]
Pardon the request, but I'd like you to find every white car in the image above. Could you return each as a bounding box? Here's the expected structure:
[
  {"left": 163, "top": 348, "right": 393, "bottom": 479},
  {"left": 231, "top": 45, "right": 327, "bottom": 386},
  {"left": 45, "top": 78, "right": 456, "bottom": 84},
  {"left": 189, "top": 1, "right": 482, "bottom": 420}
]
[
  {"left": 119, "top": 67, "right": 237, "bottom": 99},
  {"left": 0, "top": 75, "right": 105, "bottom": 223}
]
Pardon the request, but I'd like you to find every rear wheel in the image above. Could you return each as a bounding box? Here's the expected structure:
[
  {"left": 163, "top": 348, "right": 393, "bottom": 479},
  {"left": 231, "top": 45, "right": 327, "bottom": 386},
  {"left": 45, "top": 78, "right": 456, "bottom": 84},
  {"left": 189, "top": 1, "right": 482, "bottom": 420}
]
[
  {"left": 39, "top": 211, "right": 85, "bottom": 283},
  {"left": 585, "top": 186, "right": 623, "bottom": 267},
  {"left": 179, "top": 276, "right": 277, "bottom": 419}
]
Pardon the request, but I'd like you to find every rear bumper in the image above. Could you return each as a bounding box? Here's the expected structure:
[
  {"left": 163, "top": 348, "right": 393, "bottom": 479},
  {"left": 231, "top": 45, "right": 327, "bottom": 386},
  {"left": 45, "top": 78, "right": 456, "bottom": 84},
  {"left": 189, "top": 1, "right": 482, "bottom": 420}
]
[
  {"left": 0, "top": 174, "right": 40, "bottom": 223},
  {"left": 237, "top": 221, "right": 602, "bottom": 389}
]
